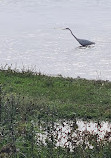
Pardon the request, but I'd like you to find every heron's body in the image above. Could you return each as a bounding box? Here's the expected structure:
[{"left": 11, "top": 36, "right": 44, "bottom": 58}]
[
  {"left": 64, "top": 28, "right": 95, "bottom": 46},
  {"left": 77, "top": 38, "right": 95, "bottom": 46}
]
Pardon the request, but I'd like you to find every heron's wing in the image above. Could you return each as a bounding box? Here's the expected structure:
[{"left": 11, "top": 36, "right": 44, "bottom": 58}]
[{"left": 78, "top": 39, "right": 94, "bottom": 46}]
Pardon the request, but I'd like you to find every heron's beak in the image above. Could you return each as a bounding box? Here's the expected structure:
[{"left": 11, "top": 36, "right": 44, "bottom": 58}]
[
  {"left": 54, "top": 27, "right": 64, "bottom": 30},
  {"left": 62, "top": 28, "right": 66, "bottom": 30}
]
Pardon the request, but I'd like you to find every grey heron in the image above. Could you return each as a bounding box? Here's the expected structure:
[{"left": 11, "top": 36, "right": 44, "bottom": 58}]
[{"left": 63, "top": 28, "right": 95, "bottom": 47}]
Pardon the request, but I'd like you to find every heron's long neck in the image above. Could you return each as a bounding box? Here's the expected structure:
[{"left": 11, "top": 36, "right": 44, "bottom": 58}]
[{"left": 68, "top": 29, "right": 78, "bottom": 41}]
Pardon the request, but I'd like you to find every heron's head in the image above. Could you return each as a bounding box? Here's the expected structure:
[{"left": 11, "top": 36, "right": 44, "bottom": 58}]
[{"left": 63, "top": 28, "right": 70, "bottom": 30}]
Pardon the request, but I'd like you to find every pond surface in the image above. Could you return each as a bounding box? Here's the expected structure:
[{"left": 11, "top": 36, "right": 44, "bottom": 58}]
[{"left": 0, "top": 0, "right": 111, "bottom": 80}]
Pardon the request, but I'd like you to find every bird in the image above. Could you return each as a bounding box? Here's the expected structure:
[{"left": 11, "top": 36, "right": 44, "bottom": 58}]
[{"left": 63, "top": 28, "right": 95, "bottom": 47}]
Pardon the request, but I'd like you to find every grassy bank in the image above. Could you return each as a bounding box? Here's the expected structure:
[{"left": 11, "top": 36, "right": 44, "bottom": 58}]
[
  {"left": 0, "top": 68, "right": 111, "bottom": 157},
  {"left": 0, "top": 68, "right": 111, "bottom": 120}
]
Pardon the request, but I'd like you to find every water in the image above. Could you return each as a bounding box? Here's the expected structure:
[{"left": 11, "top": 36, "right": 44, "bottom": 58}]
[
  {"left": 0, "top": 0, "right": 111, "bottom": 80},
  {"left": 38, "top": 119, "right": 111, "bottom": 149}
]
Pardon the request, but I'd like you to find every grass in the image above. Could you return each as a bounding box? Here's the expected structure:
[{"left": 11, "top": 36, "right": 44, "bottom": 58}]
[
  {"left": 0, "top": 68, "right": 111, "bottom": 157},
  {"left": 0, "top": 68, "right": 111, "bottom": 120}
]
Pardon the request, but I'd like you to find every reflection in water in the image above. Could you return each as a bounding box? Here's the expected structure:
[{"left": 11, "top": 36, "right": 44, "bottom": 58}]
[
  {"left": 75, "top": 45, "right": 95, "bottom": 50},
  {"left": 0, "top": 0, "right": 111, "bottom": 80}
]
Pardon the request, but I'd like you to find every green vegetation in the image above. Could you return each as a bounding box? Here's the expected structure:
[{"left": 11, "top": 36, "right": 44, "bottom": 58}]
[
  {"left": 0, "top": 68, "right": 111, "bottom": 120},
  {"left": 0, "top": 68, "right": 111, "bottom": 157}
]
